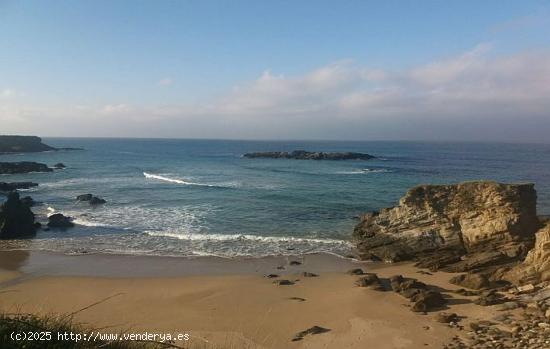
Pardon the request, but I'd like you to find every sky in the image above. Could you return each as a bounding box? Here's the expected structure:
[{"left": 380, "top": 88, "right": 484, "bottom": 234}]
[{"left": 1, "top": 0, "right": 550, "bottom": 142}]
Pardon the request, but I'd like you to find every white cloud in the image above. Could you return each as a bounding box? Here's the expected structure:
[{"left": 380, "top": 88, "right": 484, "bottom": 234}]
[
  {"left": 1, "top": 88, "right": 16, "bottom": 99},
  {"left": 158, "top": 77, "right": 173, "bottom": 86},
  {"left": 2, "top": 45, "right": 550, "bottom": 141}
]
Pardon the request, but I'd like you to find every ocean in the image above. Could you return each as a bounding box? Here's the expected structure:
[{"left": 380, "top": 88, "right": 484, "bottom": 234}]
[{"left": 1, "top": 138, "right": 550, "bottom": 258}]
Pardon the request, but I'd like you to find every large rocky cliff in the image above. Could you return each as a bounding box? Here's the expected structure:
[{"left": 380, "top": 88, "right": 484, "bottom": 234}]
[{"left": 353, "top": 182, "right": 541, "bottom": 279}]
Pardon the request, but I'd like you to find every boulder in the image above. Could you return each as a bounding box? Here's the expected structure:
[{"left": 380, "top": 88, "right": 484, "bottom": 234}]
[
  {"left": 347, "top": 268, "right": 365, "bottom": 275},
  {"left": 411, "top": 290, "right": 446, "bottom": 312},
  {"left": 355, "top": 273, "right": 381, "bottom": 287},
  {"left": 0, "top": 192, "right": 37, "bottom": 239},
  {"left": 449, "top": 273, "right": 490, "bottom": 290},
  {"left": 353, "top": 182, "right": 540, "bottom": 273},
  {"left": 0, "top": 162, "right": 53, "bottom": 174},
  {"left": 243, "top": 150, "right": 375, "bottom": 160},
  {"left": 0, "top": 182, "right": 39, "bottom": 192},
  {"left": 53, "top": 163, "right": 66, "bottom": 169},
  {"left": 47, "top": 213, "right": 74, "bottom": 228}
]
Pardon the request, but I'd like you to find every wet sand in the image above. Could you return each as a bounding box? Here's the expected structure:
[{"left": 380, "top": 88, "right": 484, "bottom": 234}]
[{"left": 0, "top": 250, "right": 494, "bottom": 348}]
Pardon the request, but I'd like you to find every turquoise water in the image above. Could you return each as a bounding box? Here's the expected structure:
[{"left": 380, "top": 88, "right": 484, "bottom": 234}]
[{"left": 1, "top": 138, "right": 549, "bottom": 257}]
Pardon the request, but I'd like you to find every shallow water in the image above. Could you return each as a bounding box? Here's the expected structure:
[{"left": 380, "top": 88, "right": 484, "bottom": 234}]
[{"left": 1, "top": 138, "right": 549, "bottom": 257}]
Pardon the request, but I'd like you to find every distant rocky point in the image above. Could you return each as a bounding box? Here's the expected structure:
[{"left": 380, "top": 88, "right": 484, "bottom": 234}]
[
  {"left": 243, "top": 150, "right": 375, "bottom": 160},
  {"left": 0, "top": 135, "right": 83, "bottom": 154}
]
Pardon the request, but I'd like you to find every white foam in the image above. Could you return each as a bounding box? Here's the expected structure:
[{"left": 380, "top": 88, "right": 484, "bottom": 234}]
[
  {"left": 336, "top": 168, "right": 391, "bottom": 175},
  {"left": 145, "top": 230, "right": 352, "bottom": 245},
  {"left": 143, "top": 172, "right": 220, "bottom": 187}
]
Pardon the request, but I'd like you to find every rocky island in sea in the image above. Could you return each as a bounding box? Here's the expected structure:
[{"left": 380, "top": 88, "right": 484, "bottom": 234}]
[
  {"left": 0, "top": 135, "right": 82, "bottom": 154},
  {"left": 243, "top": 150, "right": 376, "bottom": 160}
]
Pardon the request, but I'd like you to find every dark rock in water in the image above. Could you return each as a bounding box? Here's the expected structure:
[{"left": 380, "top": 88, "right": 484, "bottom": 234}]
[
  {"left": 265, "top": 274, "right": 279, "bottom": 278},
  {"left": 53, "top": 163, "right": 66, "bottom": 169},
  {"left": 76, "top": 194, "right": 106, "bottom": 206},
  {"left": 243, "top": 150, "right": 375, "bottom": 161},
  {"left": 0, "top": 162, "right": 53, "bottom": 174},
  {"left": 449, "top": 273, "right": 490, "bottom": 290},
  {"left": 0, "top": 182, "right": 39, "bottom": 192},
  {"left": 0, "top": 192, "right": 37, "bottom": 239},
  {"left": 289, "top": 260, "right": 302, "bottom": 266},
  {"left": 292, "top": 326, "right": 330, "bottom": 341},
  {"left": 47, "top": 213, "right": 74, "bottom": 228},
  {"left": 0, "top": 135, "right": 56, "bottom": 154},
  {"left": 411, "top": 290, "right": 446, "bottom": 312},
  {"left": 89, "top": 197, "right": 106, "bottom": 205},
  {"left": 77, "top": 194, "right": 93, "bottom": 201},
  {"left": 347, "top": 268, "right": 365, "bottom": 275}
]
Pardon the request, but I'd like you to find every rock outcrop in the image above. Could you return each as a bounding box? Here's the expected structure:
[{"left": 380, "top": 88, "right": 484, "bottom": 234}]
[
  {"left": 0, "top": 162, "right": 53, "bottom": 174},
  {"left": 0, "top": 192, "right": 38, "bottom": 239},
  {"left": 354, "top": 182, "right": 539, "bottom": 261},
  {"left": 0, "top": 182, "right": 39, "bottom": 192},
  {"left": 506, "top": 221, "right": 550, "bottom": 284},
  {"left": 243, "top": 150, "right": 375, "bottom": 160},
  {"left": 0, "top": 135, "right": 56, "bottom": 154},
  {"left": 353, "top": 182, "right": 541, "bottom": 279}
]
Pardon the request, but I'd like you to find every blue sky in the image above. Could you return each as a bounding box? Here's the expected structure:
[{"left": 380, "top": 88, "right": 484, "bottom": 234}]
[{"left": 1, "top": 0, "right": 550, "bottom": 141}]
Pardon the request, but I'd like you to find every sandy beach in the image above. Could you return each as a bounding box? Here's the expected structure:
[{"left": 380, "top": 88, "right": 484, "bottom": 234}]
[{"left": 0, "top": 250, "right": 496, "bottom": 349}]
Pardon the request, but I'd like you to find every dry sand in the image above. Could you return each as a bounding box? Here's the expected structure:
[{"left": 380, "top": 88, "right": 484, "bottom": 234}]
[{"left": 0, "top": 251, "right": 495, "bottom": 349}]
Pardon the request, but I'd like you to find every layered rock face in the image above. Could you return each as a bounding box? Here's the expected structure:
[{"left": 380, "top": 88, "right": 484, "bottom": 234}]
[
  {"left": 353, "top": 182, "right": 540, "bottom": 266},
  {"left": 0, "top": 135, "right": 56, "bottom": 153},
  {"left": 506, "top": 221, "right": 550, "bottom": 284}
]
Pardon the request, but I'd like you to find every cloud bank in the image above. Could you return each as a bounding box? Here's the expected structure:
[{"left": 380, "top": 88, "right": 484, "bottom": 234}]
[{"left": 2, "top": 44, "right": 550, "bottom": 142}]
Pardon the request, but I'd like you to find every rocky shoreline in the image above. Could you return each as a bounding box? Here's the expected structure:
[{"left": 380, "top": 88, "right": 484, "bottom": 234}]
[{"left": 352, "top": 181, "right": 550, "bottom": 348}]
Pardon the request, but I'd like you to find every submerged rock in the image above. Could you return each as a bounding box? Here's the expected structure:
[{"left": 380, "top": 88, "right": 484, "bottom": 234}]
[
  {"left": 0, "top": 192, "right": 37, "bottom": 239},
  {"left": 0, "top": 182, "right": 39, "bottom": 192},
  {"left": 243, "top": 150, "right": 375, "bottom": 160},
  {"left": 0, "top": 162, "right": 53, "bottom": 174},
  {"left": 76, "top": 194, "right": 106, "bottom": 206},
  {"left": 47, "top": 213, "right": 74, "bottom": 228},
  {"left": 53, "top": 163, "right": 66, "bottom": 169}
]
